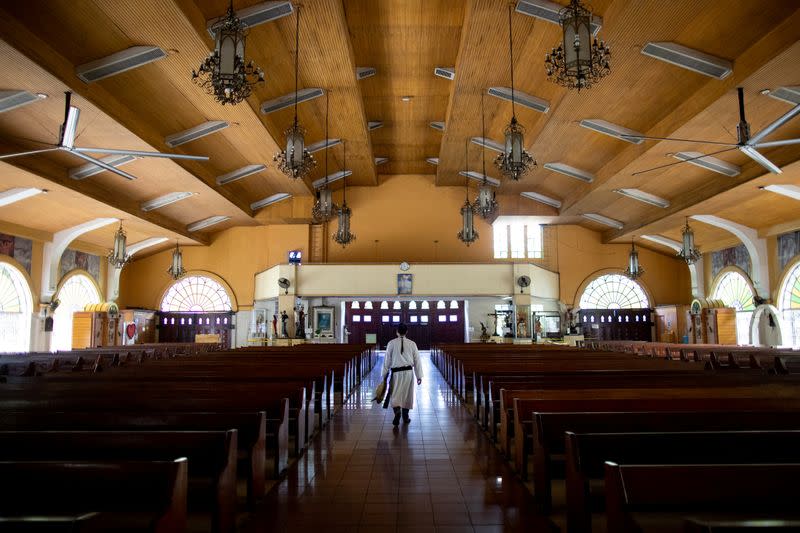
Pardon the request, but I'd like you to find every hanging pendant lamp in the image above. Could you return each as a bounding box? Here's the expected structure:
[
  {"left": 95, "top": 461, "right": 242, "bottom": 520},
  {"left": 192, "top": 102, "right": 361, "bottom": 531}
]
[
  {"left": 545, "top": 0, "right": 610, "bottom": 91},
  {"left": 494, "top": 4, "right": 536, "bottom": 181},
  {"left": 192, "top": 0, "right": 265, "bottom": 105},
  {"left": 312, "top": 90, "right": 338, "bottom": 223},
  {"left": 333, "top": 141, "right": 355, "bottom": 247},
  {"left": 167, "top": 240, "right": 187, "bottom": 280},
  {"left": 678, "top": 217, "right": 701, "bottom": 264},
  {"left": 458, "top": 139, "right": 479, "bottom": 246},
  {"left": 624, "top": 239, "right": 644, "bottom": 280},
  {"left": 273, "top": 5, "right": 316, "bottom": 180},
  {"left": 108, "top": 221, "right": 130, "bottom": 269},
  {"left": 473, "top": 92, "right": 499, "bottom": 221}
]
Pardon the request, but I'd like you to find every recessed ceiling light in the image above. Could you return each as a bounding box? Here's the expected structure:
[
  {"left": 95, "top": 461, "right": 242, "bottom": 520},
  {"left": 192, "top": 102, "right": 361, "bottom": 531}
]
[{"left": 401, "top": 95, "right": 413, "bottom": 102}]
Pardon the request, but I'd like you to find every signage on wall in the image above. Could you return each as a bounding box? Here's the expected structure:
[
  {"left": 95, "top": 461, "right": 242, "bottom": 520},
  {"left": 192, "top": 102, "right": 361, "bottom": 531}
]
[{"left": 288, "top": 250, "right": 302, "bottom": 265}]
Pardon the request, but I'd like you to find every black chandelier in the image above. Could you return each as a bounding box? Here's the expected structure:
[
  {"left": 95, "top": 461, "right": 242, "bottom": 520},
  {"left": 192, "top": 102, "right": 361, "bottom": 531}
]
[
  {"left": 274, "top": 5, "right": 316, "bottom": 180},
  {"left": 167, "top": 240, "right": 187, "bottom": 280},
  {"left": 192, "top": 0, "right": 265, "bottom": 105},
  {"left": 545, "top": 0, "right": 610, "bottom": 91},
  {"left": 495, "top": 4, "right": 536, "bottom": 181},
  {"left": 473, "top": 92, "right": 499, "bottom": 221},
  {"left": 624, "top": 239, "right": 644, "bottom": 280},
  {"left": 312, "top": 90, "right": 338, "bottom": 223},
  {"left": 458, "top": 139, "right": 479, "bottom": 246},
  {"left": 678, "top": 217, "right": 701, "bottom": 265},
  {"left": 108, "top": 222, "right": 130, "bottom": 269},
  {"left": 333, "top": 141, "right": 355, "bottom": 247}
]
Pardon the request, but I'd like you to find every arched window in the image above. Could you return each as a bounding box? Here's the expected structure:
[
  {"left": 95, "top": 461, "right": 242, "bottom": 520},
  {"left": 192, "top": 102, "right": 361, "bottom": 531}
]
[
  {"left": 579, "top": 274, "right": 649, "bottom": 310},
  {"left": 712, "top": 270, "right": 755, "bottom": 345},
  {"left": 160, "top": 275, "right": 232, "bottom": 312},
  {"left": 436, "top": 300, "right": 446, "bottom": 310},
  {"left": 52, "top": 273, "right": 101, "bottom": 351},
  {"left": 408, "top": 301, "right": 417, "bottom": 310},
  {"left": 779, "top": 262, "right": 800, "bottom": 347},
  {"left": 449, "top": 300, "right": 459, "bottom": 309},
  {"left": 364, "top": 301, "right": 373, "bottom": 310},
  {"left": 351, "top": 301, "right": 360, "bottom": 309},
  {"left": 380, "top": 301, "right": 389, "bottom": 310},
  {"left": 421, "top": 301, "right": 430, "bottom": 310},
  {"left": 393, "top": 301, "right": 401, "bottom": 310},
  {"left": 0, "top": 262, "right": 33, "bottom": 353}
]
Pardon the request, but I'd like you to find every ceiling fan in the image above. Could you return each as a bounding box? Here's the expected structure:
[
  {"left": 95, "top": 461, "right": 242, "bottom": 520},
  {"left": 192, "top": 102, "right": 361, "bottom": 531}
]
[
  {"left": 0, "top": 91, "right": 209, "bottom": 180},
  {"left": 626, "top": 87, "right": 800, "bottom": 176}
]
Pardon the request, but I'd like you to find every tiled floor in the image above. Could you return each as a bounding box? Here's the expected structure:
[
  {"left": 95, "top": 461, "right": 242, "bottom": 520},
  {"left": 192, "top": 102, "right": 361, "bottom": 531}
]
[{"left": 244, "top": 353, "right": 554, "bottom": 532}]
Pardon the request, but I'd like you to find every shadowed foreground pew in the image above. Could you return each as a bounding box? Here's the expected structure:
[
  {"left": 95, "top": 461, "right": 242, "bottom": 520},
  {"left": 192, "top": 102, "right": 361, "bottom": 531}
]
[
  {"left": 0, "top": 458, "right": 188, "bottom": 533},
  {"left": 604, "top": 462, "right": 800, "bottom": 533}
]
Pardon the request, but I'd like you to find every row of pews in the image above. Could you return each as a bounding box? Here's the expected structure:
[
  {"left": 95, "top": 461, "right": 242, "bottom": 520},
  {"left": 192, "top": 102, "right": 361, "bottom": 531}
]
[
  {"left": 432, "top": 342, "right": 800, "bottom": 533},
  {"left": 0, "top": 342, "right": 374, "bottom": 532}
]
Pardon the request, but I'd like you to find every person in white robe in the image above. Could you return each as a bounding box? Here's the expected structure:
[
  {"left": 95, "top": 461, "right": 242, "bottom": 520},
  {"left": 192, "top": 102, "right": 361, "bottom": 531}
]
[{"left": 382, "top": 323, "right": 423, "bottom": 425}]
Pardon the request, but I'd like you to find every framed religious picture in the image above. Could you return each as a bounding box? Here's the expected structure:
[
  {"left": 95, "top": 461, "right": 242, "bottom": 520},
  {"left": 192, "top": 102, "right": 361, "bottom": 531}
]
[
  {"left": 397, "top": 273, "right": 413, "bottom": 295},
  {"left": 313, "top": 306, "right": 334, "bottom": 336},
  {"left": 253, "top": 309, "right": 267, "bottom": 337}
]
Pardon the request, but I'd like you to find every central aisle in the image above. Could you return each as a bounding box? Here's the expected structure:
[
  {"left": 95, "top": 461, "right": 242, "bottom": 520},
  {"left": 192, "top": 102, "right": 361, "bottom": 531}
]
[{"left": 245, "top": 353, "right": 552, "bottom": 532}]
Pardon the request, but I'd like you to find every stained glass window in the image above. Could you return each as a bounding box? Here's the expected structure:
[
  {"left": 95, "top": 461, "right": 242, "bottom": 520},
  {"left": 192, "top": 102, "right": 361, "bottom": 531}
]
[
  {"left": 712, "top": 271, "right": 755, "bottom": 311},
  {"left": 780, "top": 262, "right": 800, "bottom": 347},
  {"left": 160, "top": 275, "right": 232, "bottom": 312},
  {"left": 0, "top": 262, "right": 33, "bottom": 353},
  {"left": 579, "top": 274, "right": 649, "bottom": 310},
  {"left": 52, "top": 273, "right": 101, "bottom": 351}
]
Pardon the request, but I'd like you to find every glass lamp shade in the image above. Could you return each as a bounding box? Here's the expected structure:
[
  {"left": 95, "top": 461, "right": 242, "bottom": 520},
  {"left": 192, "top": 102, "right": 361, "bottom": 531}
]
[
  {"left": 545, "top": 0, "right": 610, "bottom": 90},
  {"left": 678, "top": 221, "right": 701, "bottom": 264},
  {"left": 457, "top": 200, "right": 479, "bottom": 246},
  {"left": 333, "top": 203, "right": 355, "bottom": 247},
  {"left": 108, "top": 225, "right": 130, "bottom": 269},
  {"left": 168, "top": 245, "right": 187, "bottom": 280},
  {"left": 472, "top": 185, "right": 499, "bottom": 221},
  {"left": 494, "top": 117, "right": 536, "bottom": 181},
  {"left": 312, "top": 186, "right": 338, "bottom": 223},
  {"left": 274, "top": 122, "right": 316, "bottom": 179},
  {"left": 625, "top": 244, "right": 644, "bottom": 280}
]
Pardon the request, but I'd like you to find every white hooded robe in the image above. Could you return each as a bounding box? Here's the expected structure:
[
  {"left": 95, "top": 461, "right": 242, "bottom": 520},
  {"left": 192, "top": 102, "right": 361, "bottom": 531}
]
[{"left": 382, "top": 336, "right": 424, "bottom": 409}]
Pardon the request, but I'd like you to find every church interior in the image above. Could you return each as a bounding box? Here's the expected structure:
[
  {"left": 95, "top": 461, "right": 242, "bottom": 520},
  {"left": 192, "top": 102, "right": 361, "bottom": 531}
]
[{"left": 1, "top": 0, "right": 800, "bottom": 531}]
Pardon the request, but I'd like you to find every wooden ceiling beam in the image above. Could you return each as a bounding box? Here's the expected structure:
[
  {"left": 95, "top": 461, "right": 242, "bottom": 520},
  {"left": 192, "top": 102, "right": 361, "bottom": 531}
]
[
  {"left": 760, "top": 217, "right": 800, "bottom": 239},
  {"left": 0, "top": 140, "right": 210, "bottom": 246},
  {"left": 0, "top": 3, "right": 257, "bottom": 219},
  {"left": 602, "top": 150, "right": 800, "bottom": 244},
  {"left": 560, "top": 7, "right": 800, "bottom": 216}
]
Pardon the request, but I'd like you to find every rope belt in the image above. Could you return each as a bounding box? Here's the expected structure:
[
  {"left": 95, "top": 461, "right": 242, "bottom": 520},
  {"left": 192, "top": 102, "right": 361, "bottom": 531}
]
[{"left": 382, "top": 366, "right": 413, "bottom": 408}]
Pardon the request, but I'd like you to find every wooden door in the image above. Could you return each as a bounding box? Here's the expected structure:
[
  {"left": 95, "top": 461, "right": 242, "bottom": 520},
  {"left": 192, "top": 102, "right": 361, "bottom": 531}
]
[{"left": 157, "top": 312, "right": 234, "bottom": 348}]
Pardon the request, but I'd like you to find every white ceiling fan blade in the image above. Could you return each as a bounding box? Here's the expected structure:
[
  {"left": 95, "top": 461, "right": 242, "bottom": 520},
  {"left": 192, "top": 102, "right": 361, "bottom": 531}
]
[
  {"left": 71, "top": 150, "right": 138, "bottom": 180},
  {"left": 739, "top": 145, "right": 782, "bottom": 174},
  {"left": 752, "top": 138, "right": 800, "bottom": 149},
  {"left": 60, "top": 106, "right": 80, "bottom": 149},
  {"left": 747, "top": 103, "right": 800, "bottom": 146},
  {"left": 0, "top": 147, "right": 60, "bottom": 160},
  {"left": 74, "top": 147, "right": 209, "bottom": 161}
]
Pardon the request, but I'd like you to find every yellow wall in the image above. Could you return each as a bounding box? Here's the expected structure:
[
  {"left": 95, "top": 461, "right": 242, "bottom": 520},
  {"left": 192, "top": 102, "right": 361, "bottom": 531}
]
[
  {"left": 119, "top": 224, "right": 310, "bottom": 309},
  {"left": 554, "top": 225, "right": 691, "bottom": 307}
]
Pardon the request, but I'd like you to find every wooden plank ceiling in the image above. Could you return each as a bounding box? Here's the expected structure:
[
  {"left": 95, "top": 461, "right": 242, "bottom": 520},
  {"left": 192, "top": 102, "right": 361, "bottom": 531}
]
[{"left": 0, "top": 0, "right": 799, "bottom": 256}]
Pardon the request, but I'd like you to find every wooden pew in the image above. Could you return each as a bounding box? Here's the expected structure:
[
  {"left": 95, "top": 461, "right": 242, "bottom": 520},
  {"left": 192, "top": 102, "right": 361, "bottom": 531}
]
[
  {"left": 532, "top": 410, "right": 800, "bottom": 514},
  {"left": 565, "top": 430, "right": 800, "bottom": 533},
  {"left": 684, "top": 518, "right": 800, "bottom": 532},
  {"left": 604, "top": 462, "right": 800, "bottom": 533},
  {"left": 0, "top": 430, "right": 237, "bottom": 533},
  {"left": 0, "top": 458, "right": 188, "bottom": 533},
  {"left": 0, "top": 410, "right": 276, "bottom": 508}
]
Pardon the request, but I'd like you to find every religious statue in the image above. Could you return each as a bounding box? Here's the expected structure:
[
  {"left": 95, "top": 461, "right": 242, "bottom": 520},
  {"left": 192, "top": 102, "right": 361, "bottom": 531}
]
[
  {"left": 272, "top": 314, "right": 278, "bottom": 338},
  {"left": 504, "top": 313, "right": 513, "bottom": 337},
  {"left": 479, "top": 322, "right": 491, "bottom": 343},
  {"left": 517, "top": 316, "right": 527, "bottom": 338},
  {"left": 280, "top": 310, "right": 289, "bottom": 338},
  {"left": 295, "top": 306, "right": 306, "bottom": 339}
]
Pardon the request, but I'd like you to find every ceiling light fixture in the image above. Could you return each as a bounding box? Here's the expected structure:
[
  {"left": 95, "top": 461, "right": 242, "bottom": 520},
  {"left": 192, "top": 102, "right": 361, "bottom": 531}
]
[
  {"left": 520, "top": 191, "right": 562, "bottom": 209},
  {"left": 460, "top": 171, "right": 501, "bottom": 187},
  {"left": 0, "top": 187, "right": 46, "bottom": 207},
  {"left": 192, "top": 0, "right": 264, "bottom": 105},
  {"left": 187, "top": 215, "right": 231, "bottom": 232},
  {"left": 0, "top": 90, "right": 45, "bottom": 113},
  {"left": 580, "top": 119, "right": 643, "bottom": 143},
  {"left": 273, "top": 5, "right": 316, "bottom": 180},
  {"left": 672, "top": 152, "right": 740, "bottom": 177},
  {"left": 216, "top": 164, "right": 267, "bottom": 186},
  {"left": 313, "top": 90, "right": 338, "bottom": 224},
  {"left": 426, "top": 157, "right": 439, "bottom": 166},
  {"left": 582, "top": 212, "right": 623, "bottom": 229},
  {"left": 472, "top": 92, "right": 498, "bottom": 222},
  {"left": 471, "top": 136, "right": 505, "bottom": 153},
  {"left": 401, "top": 95, "right": 413, "bottom": 102},
  {"left": 543, "top": 162, "right": 595, "bottom": 183},
  {"left": 108, "top": 222, "right": 131, "bottom": 269},
  {"left": 760, "top": 184, "right": 800, "bottom": 202},
  {"left": 167, "top": 240, "right": 187, "bottom": 280},
  {"left": 624, "top": 239, "right": 644, "bottom": 280},
  {"left": 333, "top": 141, "right": 355, "bottom": 248},
  {"left": 251, "top": 193, "right": 292, "bottom": 211},
  {"left": 495, "top": 4, "right": 536, "bottom": 181},
  {"left": 140, "top": 191, "right": 196, "bottom": 212},
  {"left": 677, "top": 217, "right": 701, "bottom": 264},
  {"left": 458, "top": 138, "right": 479, "bottom": 246},
  {"left": 612, "top": 188, "right": 670, "bottom": 208},
  {"left": 545, "top": 0, "right": 610, "bottom": 90},
  {"left": 69, "top": 154, "right": 137, "bottom": 180},
  {"left": 306, "top": 138, "right": 341, "bottom": 154}
]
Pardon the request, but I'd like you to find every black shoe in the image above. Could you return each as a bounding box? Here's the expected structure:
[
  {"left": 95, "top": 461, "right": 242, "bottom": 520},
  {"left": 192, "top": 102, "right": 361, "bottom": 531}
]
[
  {"left": 403, "top": 417, "right": 411, "bottom": 424},
  {"left": 402, "top": 409, "right": 410, "bottom": 424},
  {"left": 392, "top": 416, "right": 400, "bottom": 426}
]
